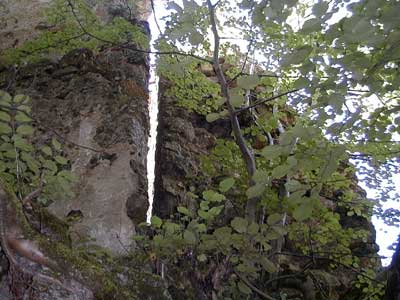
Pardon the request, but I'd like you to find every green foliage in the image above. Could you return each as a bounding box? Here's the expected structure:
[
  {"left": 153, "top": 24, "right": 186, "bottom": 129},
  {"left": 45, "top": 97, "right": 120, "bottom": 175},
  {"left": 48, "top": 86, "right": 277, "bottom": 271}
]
[
  {"left": 0, "top": 90, "right": 76, "bottom": 204},
  {"left": 141, "top": 0, "right": 400, "bottom": 297},
  {"left": 159, "top": 56, "right": 223, "bottom": 115},
  {"left": 1, "top": 0, "right": 149, "bottom": 65}
]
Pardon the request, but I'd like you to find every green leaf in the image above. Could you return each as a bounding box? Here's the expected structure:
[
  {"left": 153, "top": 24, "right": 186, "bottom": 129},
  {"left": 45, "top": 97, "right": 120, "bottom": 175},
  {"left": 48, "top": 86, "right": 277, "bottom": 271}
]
[
  {"left": 15, "top": 112, "right": 31, "bottom": 122},
  {"left": 231, "top": 217, "right": 248, "bottom": 233},
  {"left": 55, "top": 155, "right": 68, "bottom": 165},
  {"left": 177, "top": 206, "right": 190, "bottom": 216},
  {"left": 219, "top": 177, "right": 235, "bottom": 192},
  {"left": 0, "top": 112, "right": 10, "bottom": 122},
  {"left": 0, "top": 123, "right": 12, "bottom": 134},
  {"left": 300, "top": 18, "right": 322, "bottom": 34},
  {"left": 271, "top": 164, "right": 290, "bottom": 178},
  {"left": 0, "top": 91, "right": 12, "bottom": 103},
  {"left": 52, "top": 138, "right": 62, "bottom": 151},
  {"left": 18, "top": 105, "right": 31, "bottom": 113},
  {"left": 16, "top": 125, "right": 34, "bottom": 136},
  {"left": 13, "top": 136, "right": 33, "bottom": 151},
  {"left": 293, "top": 77, "right": 311, "bottom": 89},
  {"left": 267, "top": 213, "right": 283, "bottom": 225},
  {"left": 327, "top": 93, "right": 345, "bottom": 113},
  {"left": 189, "top": 31, "right": 203, "bottom": 45},
  {"left": 237, "top": 280, "right": 251, "bottom": 295},
  {"left": 231, "top": 95, "right": 245, "bottom": 108},
  {"left": 20, "top": 152, "right": 40, "bottom": 174},
  {"left": 293, "top": 202, "right": 313, "bottom": 221},
  {"left": 0, "top": 161, "right": 6, "bottom": 172},
  {"left": 312, "top": 2, "right": 329, "bottom": 17},
  {"left": 247, "top": 222, "right": 259, "bottom": 235},
  {"left": 150, "top": 215, "right": 162, "bottom": 228},
  {"left": 202, "top": 190, "right": 225, "bottom": 202},
  {"left": 43, "top": 160, "right": 58, "bottom": 174},
  {"left": 197, "top": 254, "right": 207, "bottom": 262},
  {"left": 183, "top": 230, "right": 196, "bottom": 244},
  {"left": 206, "top": 113, "right": 220, "bottom": 122},
  {"left": 237, "top": 75, "right": 259, "bottom": 89},
  {"left": 281, "top": 46, "right": 313, "bottom": 67},
  {"left": 246, "top": 183, "right": 265, "bottom": 198},
  {"left": 252, "top": 169, "right": 269, "bottom": 185},
  {"left": 198, "top": 209, "right": 210, "bottom": 220},
  {"left": 260, "top": 257, "right": 277, "bottom": 273},
  {"left": 261, "top": 145, "right": 282, "bottom": 160},
  {"left": 41, "top": 146, "right": 52, "bottom": 156},
  {"left": 213, "top": 226, "right": 232, "bottom": 243},
  {"left": 209, "top": 205, "right": 223, "bottom": 217},
  {"left": 13, "top": 94, "right": 29, "bottom": 103}
]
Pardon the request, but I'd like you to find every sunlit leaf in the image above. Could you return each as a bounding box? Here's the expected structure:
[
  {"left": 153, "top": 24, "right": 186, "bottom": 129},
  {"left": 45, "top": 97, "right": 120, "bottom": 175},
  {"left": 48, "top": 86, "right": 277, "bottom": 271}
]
[{"left": 219, "top": 177, "right": 235, "bottom": 192}]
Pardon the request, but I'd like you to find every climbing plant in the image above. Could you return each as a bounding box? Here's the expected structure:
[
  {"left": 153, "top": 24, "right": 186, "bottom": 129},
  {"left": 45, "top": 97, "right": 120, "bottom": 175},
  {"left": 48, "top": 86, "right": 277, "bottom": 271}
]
[{"left": 0, "top": 90, "right": 75, "bottom": 204}]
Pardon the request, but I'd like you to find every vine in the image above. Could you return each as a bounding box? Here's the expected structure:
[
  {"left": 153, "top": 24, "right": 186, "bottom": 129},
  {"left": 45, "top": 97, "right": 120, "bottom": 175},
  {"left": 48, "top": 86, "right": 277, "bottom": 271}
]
[{"left": 0, "top": 90, "right": 75, "bottom": 205}]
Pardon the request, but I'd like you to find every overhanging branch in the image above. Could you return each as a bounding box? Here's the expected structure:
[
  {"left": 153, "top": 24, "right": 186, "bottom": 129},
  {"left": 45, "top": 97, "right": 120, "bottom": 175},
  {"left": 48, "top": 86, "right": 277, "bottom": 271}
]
[
  {"left": 234, "top": 89, "right": 299, "bottom": 114},
  {"left": 66, "top": 0, "right": 212, "bottom": 63}
]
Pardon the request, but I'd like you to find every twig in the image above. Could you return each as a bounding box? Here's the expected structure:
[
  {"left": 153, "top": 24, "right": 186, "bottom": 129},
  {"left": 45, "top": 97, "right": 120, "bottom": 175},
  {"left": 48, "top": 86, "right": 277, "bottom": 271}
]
[
  {"left": 206, "top": 0, "right": 258, "bottom": 222},
  {"left": 66, "top": 0, "right": 212, "bottom": 63},
  {"left": 150, "top": 0, "right": 162, "bottom": 35},
  {"left": 233, "top": 270, "right": 277, "bottom": 300},
  {"left": 234, "top": 89, "right": 299, "bottom": 114},
  {"left": 275, "top": 251, "right": 381, "bottom": 283},
  {"left": 0, "top": 104, "right": 104, "bottom": 153}
]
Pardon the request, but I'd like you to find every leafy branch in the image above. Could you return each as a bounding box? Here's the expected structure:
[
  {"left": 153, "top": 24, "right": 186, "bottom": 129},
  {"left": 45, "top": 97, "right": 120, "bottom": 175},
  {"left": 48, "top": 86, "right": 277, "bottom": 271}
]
[{"left": 206, "top": 0, "right": 258, "bottom": 223}]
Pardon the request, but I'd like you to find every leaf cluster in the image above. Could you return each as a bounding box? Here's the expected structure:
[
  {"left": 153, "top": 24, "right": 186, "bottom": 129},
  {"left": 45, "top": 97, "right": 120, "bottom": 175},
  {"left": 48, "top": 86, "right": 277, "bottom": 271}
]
[{"left": 0, "top": 90, "right": 76, "bottom": 204}]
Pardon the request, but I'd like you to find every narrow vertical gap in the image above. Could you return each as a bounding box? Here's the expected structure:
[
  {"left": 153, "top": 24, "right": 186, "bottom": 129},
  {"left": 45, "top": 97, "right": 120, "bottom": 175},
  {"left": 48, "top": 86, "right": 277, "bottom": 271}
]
[{"left": 146, "top": 7, "right": 160, "bottom": 223}]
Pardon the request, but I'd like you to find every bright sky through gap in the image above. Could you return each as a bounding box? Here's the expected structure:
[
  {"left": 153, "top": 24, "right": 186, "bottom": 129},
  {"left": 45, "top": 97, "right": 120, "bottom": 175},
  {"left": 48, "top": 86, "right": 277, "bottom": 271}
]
[{"left": 146, "top": 0, "right": 398, "bottom": 266}]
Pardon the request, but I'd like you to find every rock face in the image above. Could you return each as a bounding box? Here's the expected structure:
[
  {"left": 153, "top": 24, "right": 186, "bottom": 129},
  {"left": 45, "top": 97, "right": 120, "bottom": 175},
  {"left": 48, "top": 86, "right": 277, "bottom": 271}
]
[
  {"left": 0, "top": 0, "right": 150, "bottom": 52},
  {"left": 153, "top": 78, "right": 230, "bottom": 219},
  {"left": 0, "top": 0, "right": 151, "bottom": 255},
  {"left": 5, "top": 46, "right": 150, "bottom": 254}
]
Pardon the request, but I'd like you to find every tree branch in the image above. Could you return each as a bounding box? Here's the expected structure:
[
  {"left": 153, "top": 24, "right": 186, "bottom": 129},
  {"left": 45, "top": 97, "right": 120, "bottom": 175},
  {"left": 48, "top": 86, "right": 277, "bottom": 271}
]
[
  {"left": 66, "top": 0, "right": 212, "bottom": 63},
  {"left": 234, "top": 89, "right": 299, "bottom": 114},
  {"left": 233, "top": 270, "right": 277, "bottom": 300},
  {"left": 206, "top": 0, "right": 258, "bottom": 222}
]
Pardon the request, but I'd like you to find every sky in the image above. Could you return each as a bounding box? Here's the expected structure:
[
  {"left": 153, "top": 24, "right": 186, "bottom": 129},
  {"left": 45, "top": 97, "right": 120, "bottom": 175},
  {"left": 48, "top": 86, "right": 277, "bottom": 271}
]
[{"left": 145, "top": 0, "right": 398, "bottom": 266}]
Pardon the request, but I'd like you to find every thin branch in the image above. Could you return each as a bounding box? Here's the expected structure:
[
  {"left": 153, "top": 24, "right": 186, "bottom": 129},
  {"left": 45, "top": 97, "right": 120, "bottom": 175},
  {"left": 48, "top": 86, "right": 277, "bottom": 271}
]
[
  {"left": 66, "top": 0, "right": 212, "bottom": 63},
  {"left": 233, "top": 270, "right": 277, "bottom": 300},
  {"left": 0, "top": 104, "right": 104, "bottom": 154},
  {"left": 354, "top": 139, "right": 400, "bottom": 144},
  {"left": 275, "top": 252, "right": 381, "bottom": 283},
  {"left": 206, "top": 0, "right": 258, "bottom": 222},
  {"left": 150, "top": 0, "right": 162, "bottom": 35},
  {"left": 213, "top": 0, "right": 223, "bottom": 8},
  {"left": 234, "top": 89, "right": 299, "bottom": 114}
]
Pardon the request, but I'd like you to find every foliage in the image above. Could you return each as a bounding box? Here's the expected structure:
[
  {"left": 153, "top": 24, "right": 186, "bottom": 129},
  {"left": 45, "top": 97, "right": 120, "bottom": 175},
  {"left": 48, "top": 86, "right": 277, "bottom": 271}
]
[
  {"left": 144, "top": 0, "right": 400, "bottom": 298},
  {"left": 0, "top": 0, "right": 149, "bottom": 65},
  {"left": 0, "top": 90, "right": 76, "bottom": 204}
]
